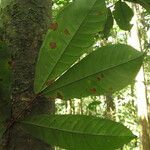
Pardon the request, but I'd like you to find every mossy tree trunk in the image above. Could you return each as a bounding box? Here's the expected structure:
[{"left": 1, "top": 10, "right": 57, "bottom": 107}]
[{"left": 1, "top": 0, "right": 54, "bottom": 149}]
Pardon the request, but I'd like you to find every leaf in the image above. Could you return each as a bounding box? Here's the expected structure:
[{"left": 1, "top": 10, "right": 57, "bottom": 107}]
[
  {"left": 43, "top": 44, "right": 144, "bottom": 100},
  {"left": 20, "top": 115, "right": 136, "bottom": 150},
  {"left": 34, "top": 0, "right": 107, "bottom": 93},
  {"left": 102, "top": 8, "right": 114, "bottom": 39},
  {"left": 113, "top": 1, "right": 134, "bottom": 31}
]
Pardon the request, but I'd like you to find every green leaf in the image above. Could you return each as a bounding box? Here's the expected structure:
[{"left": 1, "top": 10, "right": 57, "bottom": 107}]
[
  {"left": 34, "top": 0, "right": 107, "bottom": 93},
  {"left": 102, "top": 8, "right": 114, "bottom": 39},
  {"left": 43, "top": 44, "right": 144, "bottom": 100},
  {"left": 20, "top": 115, "right": 136, "bottom": 150},
  {"left": 113, "top": 1, "right": 134, "bottom": 31}
]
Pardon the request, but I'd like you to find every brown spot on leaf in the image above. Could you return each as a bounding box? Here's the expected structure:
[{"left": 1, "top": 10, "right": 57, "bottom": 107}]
[
  {"left": 45, "top": 79, "right": 55, "bottom": 86},
  {"left": 97, "top": 77, "right": 101, "bottom": 81},
  {"left": 97, "top": 11, "right": 102, "bottom": 15},
  {"left": 90, "top": 88, "right": 97, "bottom": 94},
  {"left": 8, "top": 60, "right": 12, "bottom": 66},
  {"left": 49, "top": 22, "right": 58, "bottom": 31},
  {"left": 50, "top": 42, "right": 57, "bottom": 49},
  {"left": 8, "top": 59, "right": 15, "bottom": 69},
  {"left": 57, "top": 92, "right": 64, "bottom": 99},
  {"left": 64, "top": 29, "right": 70, "bottom": 35}
]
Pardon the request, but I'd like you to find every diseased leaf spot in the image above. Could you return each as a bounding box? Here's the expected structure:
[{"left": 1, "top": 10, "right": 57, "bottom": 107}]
[
  {"left": 64, "top": 29, "right": 70, "bottom": 35},
  {"left": 8, "top": 59, "right": 14, "bottom": 68},
  {"left": 97, "top": 11, "right": 102, "bottom": 15},
  {"left": 0, "top": 78, "right": 3, "bottom": 82},
  {"left": 45, "top": 79, "right": 54, "bottom": 86},
  {"left": 49, "top": 22, "right": 58, "bottom": 31},
  {"left": 57, "top": 92, "right": 64, "bottom": 99},
  {"left": 90, "top": 88, "right": 97, "bottom": 94},
  {"left": 8, "top": 60, "right": 12, "bottom": 65},
  {"left": 97, "top": 77, "right": 101, "bottom": 81},
  {"left": 97, "top": 73, "right": 104, "bottom": 81},
  {"left": 50, "top": 42, "right": 57, "bottom": 49}
]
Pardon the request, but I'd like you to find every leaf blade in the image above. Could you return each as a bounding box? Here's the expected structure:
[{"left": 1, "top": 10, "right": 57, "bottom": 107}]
[
  {"left": 113, "top": 1, "right": 134, "bottom": 31},
  {"left": 43, "top": 44, "right": 144, "bottom": 99},
  {"left": 20, "top": 115, "right": 136, "bottom": 150},
  {"left": 34, "top": 0, "right": 107, "bottom": 93}
]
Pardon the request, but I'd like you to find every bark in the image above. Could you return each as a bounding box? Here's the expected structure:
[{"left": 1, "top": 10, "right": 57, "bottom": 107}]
[
  {"left": 1, "top": 0, "right": 54, "bottom": 149},
  {"left": 104, "top": 94, "right": 115, "bottom": 120}
]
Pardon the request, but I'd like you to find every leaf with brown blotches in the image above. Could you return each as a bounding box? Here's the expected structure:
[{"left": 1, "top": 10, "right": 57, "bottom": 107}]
[
  {"left": 34, "top": 0, "right": 107, "bottom": 94},
  {"left": 42, "top": 44, "right": 144, "bottom": 100}
]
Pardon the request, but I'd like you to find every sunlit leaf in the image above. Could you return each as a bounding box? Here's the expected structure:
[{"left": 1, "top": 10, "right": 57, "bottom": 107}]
[
  {"left": 20, "top": 115, "right": 136, "bottom": 150},
  {"left": 43, "top": 44, "right": 144, "bottom": 100},
  {"left": 34, "top": 0, "right": 107, "bottom": 93}
]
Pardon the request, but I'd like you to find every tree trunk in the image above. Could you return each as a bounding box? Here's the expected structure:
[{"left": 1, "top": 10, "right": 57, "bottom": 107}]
[
  {"left": 104, "top": 94, "right": 115, "bottom": 120},
  {"left": 1, "top": 0, "right": 54, "bottom": 149},
  {"left": 128, "top": 4, "right": 150, "bottom": 150}
]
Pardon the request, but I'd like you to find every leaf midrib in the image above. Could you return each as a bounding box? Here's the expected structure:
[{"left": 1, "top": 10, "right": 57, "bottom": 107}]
[
  {"left": 21, "top": 121, "right": 133, "bottom": 138},
  {"left": 42, "top": 0, "right": 101, "bottom": 90},
  {"left": 45, "top": 53, "right": 144, "bottom": 93}
]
